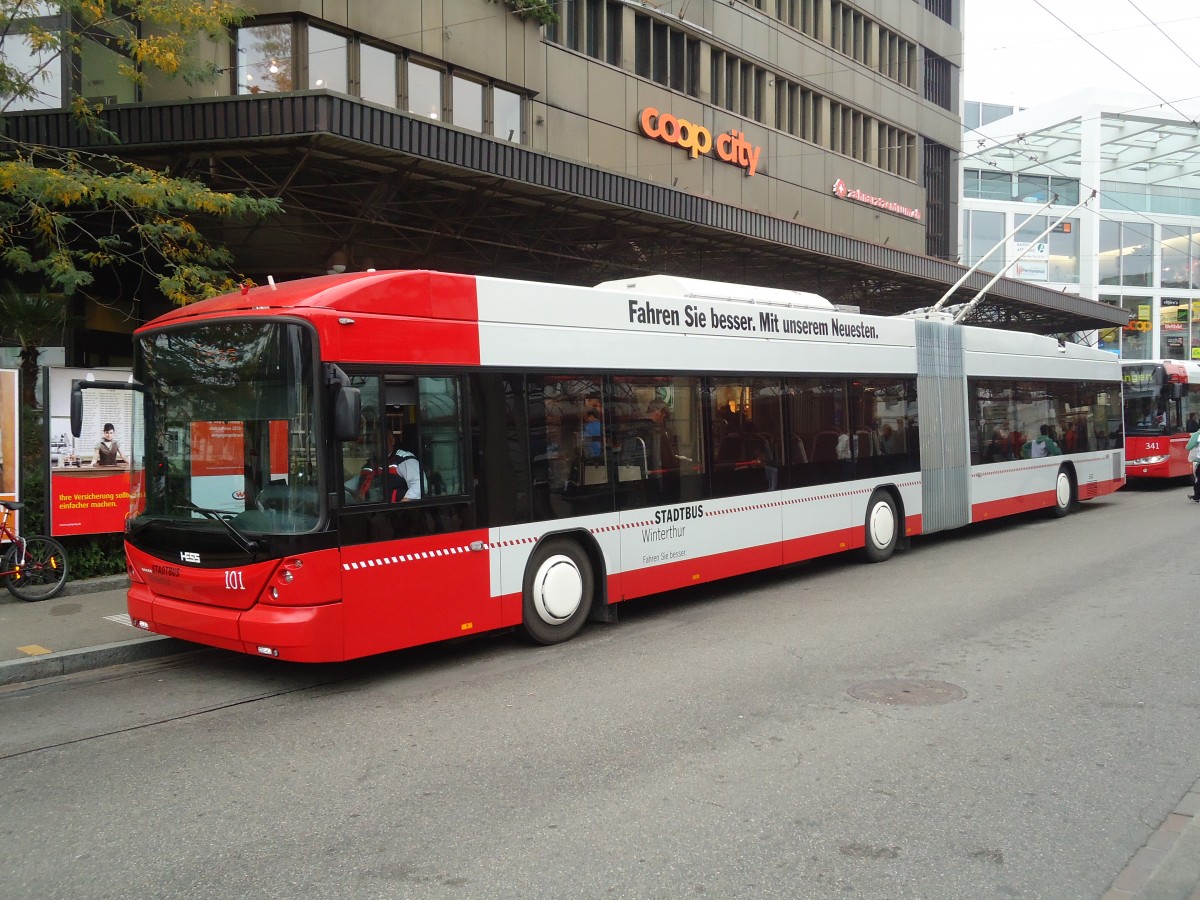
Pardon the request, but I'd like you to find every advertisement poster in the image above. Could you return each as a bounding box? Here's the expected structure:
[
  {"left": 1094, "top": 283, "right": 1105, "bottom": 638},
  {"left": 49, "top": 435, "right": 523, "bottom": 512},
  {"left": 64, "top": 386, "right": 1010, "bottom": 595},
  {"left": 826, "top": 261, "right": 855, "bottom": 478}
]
[
  {"left": 0, "top": 369, "right": 19, "bottom": 538},
  {"left": 46, "top": 367, "right": 134, "bottom": 537},
  {"left": 1010, "top": 239, "right": 1049, "bottom": 281}
]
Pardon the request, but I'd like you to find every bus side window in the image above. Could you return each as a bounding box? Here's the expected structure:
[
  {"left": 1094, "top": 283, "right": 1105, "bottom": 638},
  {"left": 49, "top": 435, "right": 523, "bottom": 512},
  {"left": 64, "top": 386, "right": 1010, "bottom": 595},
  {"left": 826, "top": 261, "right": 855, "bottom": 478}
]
[
  {"left": 342, "top": 376, "right": 384, "bottom": 504},
  {"left": 417, "top": 375, "right": 465, "bottom": 498}
]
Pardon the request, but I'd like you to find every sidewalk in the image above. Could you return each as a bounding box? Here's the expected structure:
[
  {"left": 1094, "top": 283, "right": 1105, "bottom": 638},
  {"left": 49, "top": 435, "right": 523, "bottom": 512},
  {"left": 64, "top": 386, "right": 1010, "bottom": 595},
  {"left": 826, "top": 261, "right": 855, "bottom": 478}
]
[{"left": 0, "top": 575, "right": 194, "bottom": 686}]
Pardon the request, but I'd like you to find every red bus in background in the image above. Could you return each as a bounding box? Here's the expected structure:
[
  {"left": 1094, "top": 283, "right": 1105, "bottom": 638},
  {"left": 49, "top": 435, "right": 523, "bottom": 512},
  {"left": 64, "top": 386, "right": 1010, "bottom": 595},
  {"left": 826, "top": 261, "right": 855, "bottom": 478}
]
[
  {"left": 1122, "top": 360, "right": 1200, "bottom": 479},
  {"left": 74, "top": 271, "right": 1124, "bottom": 663}
]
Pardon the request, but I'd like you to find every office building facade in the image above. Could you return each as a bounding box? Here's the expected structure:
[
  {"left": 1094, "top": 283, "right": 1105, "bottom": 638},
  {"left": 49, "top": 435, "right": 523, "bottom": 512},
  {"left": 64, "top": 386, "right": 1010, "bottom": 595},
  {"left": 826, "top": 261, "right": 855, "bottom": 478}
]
[
  {"left": 6, "top": 0, "right": 1128, "bottom": 367},
  {"left": 961, "top": 89, "right": 1200, "bottom": 358}
]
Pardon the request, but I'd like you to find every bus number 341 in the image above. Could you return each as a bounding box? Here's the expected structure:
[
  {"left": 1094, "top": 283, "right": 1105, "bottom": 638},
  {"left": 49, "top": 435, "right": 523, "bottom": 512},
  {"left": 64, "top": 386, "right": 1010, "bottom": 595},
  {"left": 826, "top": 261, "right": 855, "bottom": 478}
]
[{"left": 225, "top": 570, "right": 245, "bottom": 590}]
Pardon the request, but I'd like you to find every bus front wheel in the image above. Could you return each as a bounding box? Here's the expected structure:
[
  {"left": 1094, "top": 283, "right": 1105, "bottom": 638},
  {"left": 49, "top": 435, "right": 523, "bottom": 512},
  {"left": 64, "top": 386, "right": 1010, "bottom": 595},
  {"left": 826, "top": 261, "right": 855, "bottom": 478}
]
[
  {"left": 521, "top": 537, "right": 594, "bottom": 645},
  {"left": 1051, "top": 466, "right": 1075, "bottom": 518},
  {"left": 863, "top": 491, "right": 899, "bottom": 563}
]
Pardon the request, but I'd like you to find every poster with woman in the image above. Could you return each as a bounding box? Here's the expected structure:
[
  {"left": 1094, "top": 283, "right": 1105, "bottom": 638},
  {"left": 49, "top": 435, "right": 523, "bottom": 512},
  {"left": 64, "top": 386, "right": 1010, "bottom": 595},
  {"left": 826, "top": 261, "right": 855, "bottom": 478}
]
[{"left": 46, "top": 367, "right": 134, "bottom": 537}]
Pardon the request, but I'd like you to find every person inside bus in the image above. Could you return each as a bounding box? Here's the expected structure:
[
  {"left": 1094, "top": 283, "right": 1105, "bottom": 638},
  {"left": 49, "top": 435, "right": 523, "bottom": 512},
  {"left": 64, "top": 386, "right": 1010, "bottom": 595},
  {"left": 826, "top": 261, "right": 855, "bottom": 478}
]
[
  {"left": 983, "top": 428, "right": 1006, "bottom": 463},
  {"left": 582, "top": 408, "right": 603, "bottom": 460},
  {"left": 1022, "top": 424, "right": 1062, "bottom": 459},
  {"left": 385, "top": 423, "right": 422, "bottom": 502},
  {"left": 1187, "top": 412, "right": 1199, "bottom": 434},
  {"left": 647, "top": 399, "right": 681, "bottom": 500}
]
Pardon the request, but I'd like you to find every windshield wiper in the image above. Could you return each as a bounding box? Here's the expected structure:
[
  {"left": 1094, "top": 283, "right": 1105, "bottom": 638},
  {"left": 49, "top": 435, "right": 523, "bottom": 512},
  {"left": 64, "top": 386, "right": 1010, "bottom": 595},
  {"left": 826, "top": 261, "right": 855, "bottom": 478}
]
[{"left": 178, "top": 502, "right": 259, "bottom": 556}]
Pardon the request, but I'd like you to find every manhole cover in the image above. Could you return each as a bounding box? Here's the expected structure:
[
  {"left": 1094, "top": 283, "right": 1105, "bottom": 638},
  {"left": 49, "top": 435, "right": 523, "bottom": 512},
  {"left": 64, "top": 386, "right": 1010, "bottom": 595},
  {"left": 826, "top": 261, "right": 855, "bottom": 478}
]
[{"left": 848, "top": 679, "right": 967, "bottom": 705}]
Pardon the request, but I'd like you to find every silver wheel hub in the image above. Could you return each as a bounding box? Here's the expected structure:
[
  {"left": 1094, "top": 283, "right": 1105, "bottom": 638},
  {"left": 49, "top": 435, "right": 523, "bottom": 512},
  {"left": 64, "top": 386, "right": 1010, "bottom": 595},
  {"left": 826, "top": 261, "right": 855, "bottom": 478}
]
[
  {"left": 532, "top": 554, "right": 582, "bottom": 624},
  {"left": 868, "top": 501, "right": 896, "bottom": 548},
  {"left": 1056, "top": 472, "right": 1071, "bottom": 508}
]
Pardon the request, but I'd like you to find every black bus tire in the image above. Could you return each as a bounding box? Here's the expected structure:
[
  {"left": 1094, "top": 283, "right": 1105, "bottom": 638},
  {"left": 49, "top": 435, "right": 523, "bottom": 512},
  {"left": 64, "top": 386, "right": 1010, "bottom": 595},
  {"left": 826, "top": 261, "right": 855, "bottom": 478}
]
[
  {"left": 520, "top": 537, "right": 594, "bottom": 645},
  {"left": 863, "top": 491, "right": 899, "bottom": 563},
  {"left": 1051, "top": 466, "right": 1075, "bottom": 518}
]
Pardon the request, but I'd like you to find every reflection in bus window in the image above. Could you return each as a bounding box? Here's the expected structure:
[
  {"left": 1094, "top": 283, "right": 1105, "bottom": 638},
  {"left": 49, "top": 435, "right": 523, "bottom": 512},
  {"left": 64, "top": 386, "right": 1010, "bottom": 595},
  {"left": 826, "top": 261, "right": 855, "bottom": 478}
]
[
  {"left": 710, "top": 377, "right": 784, "bottom": 497},
  {"left": 611, "top": 376, "right": 705, "bottom": 509},
  {"left": 528, "top": 374, "right": 609, "bottom": 520},
  {"left": 784, "top": 378, "right": 850, "bottom": 486},
  {"left": 851, "top": 378, "right": 919, "bottom": 477},
  {"left": 969, "top": 379, "right": 1119, "bottom": 464}
]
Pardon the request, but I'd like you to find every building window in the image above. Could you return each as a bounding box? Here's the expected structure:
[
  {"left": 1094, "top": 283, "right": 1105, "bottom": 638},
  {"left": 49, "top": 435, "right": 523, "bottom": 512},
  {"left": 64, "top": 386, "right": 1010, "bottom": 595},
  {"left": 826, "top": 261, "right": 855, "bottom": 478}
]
[
  {"left": 924, "top": 138, "right": 952, "bottom": 260},
  {"left": 963, "top": 168, "right": 1013, "bottom": 201},
  {"left": 1100, "top": 294, "right": 1152, "bottom": 359},
  {"left": 494, "top": 87, "right": 522, "bottom": 142},
  {"left": 451, "top": 75, "right": 484, "bottom": 132},
  {"left": 606, "top": 0, "right": 623, "bottom": 65},
  {"left": 7, "top": 3, "right": 145, "bottom": 110},
  {"left": 360, "top": 43, "right": 398, "bottom": 107},
  {"left": 925, "top": 0, "right": 952, "bottom": 25},
  {"left": 632, "top": 13, "right": 700, "bottom": 97},
  {"left": 963, "top": 210, "right": 1005, "bottom": 274},
  {"left": 1016, "top": 173, "right": 1050, "bottom": 203},
  {"left": 1160, "top": 299, "right": 1190, "bottom": 360},
  {"left": 1099, "top": 221, "right": 1121, "bottom": 286},
  {"left": 1048, "top": 219, "right": 1080, "bottom": 283},
  {"left": 1007, "top": 215, "right": 1079, "bottom": 283},
  {"left": 308, "top": 26, "right": 347, "bottom": 92},
  {"left": 923, "top": 48, "right": 950, "bottom": 108},
  {"left": 237, "top": 22, "right": 295, "bottom": 94},
  {"left": 407, "top": 60, "right": 442, "bottom": 120},
  {"left": 1161, "top": 227, "right": 1200, "bottom": 290},
  {"left": 1051, "top": 176, "right": 1079, "bottom": 205}
]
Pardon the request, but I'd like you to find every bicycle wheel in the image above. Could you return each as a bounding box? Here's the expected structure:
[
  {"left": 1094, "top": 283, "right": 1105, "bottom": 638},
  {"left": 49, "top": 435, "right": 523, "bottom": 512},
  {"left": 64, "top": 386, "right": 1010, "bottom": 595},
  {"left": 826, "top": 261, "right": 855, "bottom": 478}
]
[{"left": 3, "top": 535, "right": 69, "bottom": 601}]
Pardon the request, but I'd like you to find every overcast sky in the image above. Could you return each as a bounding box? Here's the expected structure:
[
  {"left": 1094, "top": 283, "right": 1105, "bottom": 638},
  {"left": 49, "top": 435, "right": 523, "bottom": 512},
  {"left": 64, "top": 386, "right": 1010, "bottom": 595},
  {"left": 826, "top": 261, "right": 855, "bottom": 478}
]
[{"left": 962, "top": 0, "right": 1200, "bottom": 118}]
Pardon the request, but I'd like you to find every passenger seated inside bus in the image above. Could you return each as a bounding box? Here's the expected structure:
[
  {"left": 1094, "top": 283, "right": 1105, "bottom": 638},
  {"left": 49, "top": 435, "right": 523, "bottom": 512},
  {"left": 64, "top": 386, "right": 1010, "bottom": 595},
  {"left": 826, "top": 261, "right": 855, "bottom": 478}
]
[{"left": 384, "top": 422, "right": 422, "bottom": 502}]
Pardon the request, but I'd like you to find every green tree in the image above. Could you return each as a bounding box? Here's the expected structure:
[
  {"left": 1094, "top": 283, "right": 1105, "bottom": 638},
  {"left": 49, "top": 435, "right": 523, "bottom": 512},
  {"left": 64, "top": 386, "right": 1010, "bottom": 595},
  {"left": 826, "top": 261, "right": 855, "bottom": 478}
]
[
  {"left": 0, "top": 279, "right": 67, "bottom": 407},
  {"left": 504, "top": 1, "right": 558, "bottom": 26},
  {"left": 0, "top": 1, "right": 282, "bottom": 306}
]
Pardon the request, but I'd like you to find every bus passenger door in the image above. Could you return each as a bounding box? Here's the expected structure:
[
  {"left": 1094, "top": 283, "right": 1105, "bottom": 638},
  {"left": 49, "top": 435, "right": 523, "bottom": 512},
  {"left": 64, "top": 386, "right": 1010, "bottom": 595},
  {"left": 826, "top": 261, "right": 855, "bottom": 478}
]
[{"left": 335, "top": 373, "right": 497, "bottom": 658}]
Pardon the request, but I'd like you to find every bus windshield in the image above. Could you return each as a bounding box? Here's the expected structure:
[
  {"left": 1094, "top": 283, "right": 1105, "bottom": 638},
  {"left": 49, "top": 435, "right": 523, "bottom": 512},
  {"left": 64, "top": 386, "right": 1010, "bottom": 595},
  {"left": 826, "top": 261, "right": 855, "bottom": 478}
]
[
  {"left": 135, "top": 320, "right": 321, "bottom": 536},
  {"left": 1122, "top": 363, "right": 1179, "bottom": 436}
]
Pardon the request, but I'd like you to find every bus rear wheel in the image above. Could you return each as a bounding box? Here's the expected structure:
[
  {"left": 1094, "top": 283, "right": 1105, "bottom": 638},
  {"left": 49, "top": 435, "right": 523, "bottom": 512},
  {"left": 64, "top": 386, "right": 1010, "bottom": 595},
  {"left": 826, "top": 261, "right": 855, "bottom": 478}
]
[
  {"left": 520, "top": 537, "right": 594, "bottom": 645},
  {"left": 1051, "top": 466, "right": 1075, "bottom": 518},
  {"left": 863, "top": 491, "right": 899, "bottom": 563}
]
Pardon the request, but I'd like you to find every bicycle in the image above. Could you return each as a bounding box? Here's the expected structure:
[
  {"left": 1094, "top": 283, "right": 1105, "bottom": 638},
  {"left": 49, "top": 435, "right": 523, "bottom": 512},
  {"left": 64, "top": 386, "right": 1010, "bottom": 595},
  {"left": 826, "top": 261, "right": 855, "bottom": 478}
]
[{"left": 0, "top": 500, "right": 69, "bottom": 601}]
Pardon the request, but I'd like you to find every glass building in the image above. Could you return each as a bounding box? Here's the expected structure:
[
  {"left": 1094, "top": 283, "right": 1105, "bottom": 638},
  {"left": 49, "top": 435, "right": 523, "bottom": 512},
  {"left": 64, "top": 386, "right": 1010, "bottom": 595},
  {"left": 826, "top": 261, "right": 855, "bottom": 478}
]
[{"left": 960, "top": 88, "right": 1200, "bottom": 358}]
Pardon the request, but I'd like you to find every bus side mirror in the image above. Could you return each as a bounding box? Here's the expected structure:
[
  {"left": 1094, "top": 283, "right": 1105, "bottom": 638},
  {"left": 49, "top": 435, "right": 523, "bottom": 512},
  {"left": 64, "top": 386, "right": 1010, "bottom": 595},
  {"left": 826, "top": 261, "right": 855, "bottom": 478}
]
[
  {"left": 333, "top": 386, "right": 361, "bottom": 442},
  {"left": 70, "top": 381, "right": 84, "bottom": 437}
]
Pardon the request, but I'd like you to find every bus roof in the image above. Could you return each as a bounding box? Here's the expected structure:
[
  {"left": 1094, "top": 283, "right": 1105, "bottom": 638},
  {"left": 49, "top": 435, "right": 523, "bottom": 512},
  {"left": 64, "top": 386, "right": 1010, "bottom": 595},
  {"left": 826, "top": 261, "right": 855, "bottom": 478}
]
[{"left": 592, "top": 274, "right": 834, "bottom": 310}]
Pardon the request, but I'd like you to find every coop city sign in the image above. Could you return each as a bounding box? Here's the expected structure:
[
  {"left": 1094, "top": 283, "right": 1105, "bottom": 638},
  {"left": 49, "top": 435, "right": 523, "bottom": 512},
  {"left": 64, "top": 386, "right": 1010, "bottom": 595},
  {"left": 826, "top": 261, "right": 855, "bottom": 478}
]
[{"left": 638, "top": 108, "right": 762, "bottom": 176}]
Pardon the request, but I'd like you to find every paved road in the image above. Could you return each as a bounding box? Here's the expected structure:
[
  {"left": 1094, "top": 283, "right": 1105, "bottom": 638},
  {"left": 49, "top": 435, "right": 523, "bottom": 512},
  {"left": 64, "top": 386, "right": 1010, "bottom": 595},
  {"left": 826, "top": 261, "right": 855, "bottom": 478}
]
[{"left": 2, "top": 483, "right": 1198, "bottom": 898}]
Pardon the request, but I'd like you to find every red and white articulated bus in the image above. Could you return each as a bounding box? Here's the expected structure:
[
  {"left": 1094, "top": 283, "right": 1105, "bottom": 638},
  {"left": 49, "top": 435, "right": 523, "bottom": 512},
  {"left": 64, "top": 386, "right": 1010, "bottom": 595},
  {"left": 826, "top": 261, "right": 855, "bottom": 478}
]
[
  {"left": 74, "top": 271, "right": 1124, "bottom": 662},
  {"left": 1121, "top": 359, "right": 1200, "bottom": 479}
]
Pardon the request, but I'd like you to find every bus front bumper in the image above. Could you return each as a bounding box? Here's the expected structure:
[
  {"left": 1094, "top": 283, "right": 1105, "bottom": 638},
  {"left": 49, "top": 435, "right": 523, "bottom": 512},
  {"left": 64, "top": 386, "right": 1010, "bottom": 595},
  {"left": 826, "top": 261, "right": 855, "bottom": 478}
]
[{"left": 128, "top": 583, "right": 345, "bottom": 662}]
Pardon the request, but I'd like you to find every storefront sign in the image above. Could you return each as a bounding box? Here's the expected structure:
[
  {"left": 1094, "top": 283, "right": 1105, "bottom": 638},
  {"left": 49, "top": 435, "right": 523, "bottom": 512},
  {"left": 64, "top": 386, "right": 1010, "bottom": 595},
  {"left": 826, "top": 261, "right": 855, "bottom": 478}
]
[
  {"left": 1010, "top": 239, "right": 1048, "bottom": 281},
  {"left": 638, "top": 108, "right": 761, "bottom": 176},
  {"left": 831, "top": 178, "right": 922, "bottom": 221}
]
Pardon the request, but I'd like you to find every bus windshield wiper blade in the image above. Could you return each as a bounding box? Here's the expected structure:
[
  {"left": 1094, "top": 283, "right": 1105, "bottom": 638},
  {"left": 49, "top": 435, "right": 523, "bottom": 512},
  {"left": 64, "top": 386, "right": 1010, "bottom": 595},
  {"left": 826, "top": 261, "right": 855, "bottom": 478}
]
[{"left": 178, "top": 502, "right": 258, "bottom": 555}]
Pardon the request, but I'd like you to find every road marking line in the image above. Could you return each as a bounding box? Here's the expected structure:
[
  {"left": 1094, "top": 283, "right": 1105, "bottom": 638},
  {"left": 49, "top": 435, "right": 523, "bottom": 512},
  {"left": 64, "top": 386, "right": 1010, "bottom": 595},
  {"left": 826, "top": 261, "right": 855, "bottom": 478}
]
[
  {"left": 17, "top": 644, "right": 51, "bottom": 656},
  {"left": 104, "top": 614, "right": 134, "bottom": 628}
]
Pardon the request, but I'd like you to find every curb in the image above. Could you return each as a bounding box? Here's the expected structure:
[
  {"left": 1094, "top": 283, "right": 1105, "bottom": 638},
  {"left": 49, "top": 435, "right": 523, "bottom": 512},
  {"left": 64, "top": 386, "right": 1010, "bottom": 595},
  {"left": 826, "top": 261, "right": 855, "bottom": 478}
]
[
  {"left": 0, "top": 574, "right": 132, "bottom": 605},
  {"left": 0, "top": 635, "right": 197, "bottom": 687},
  {"left": 59, "top": 574, "right": 131, "bottom": 597}
]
